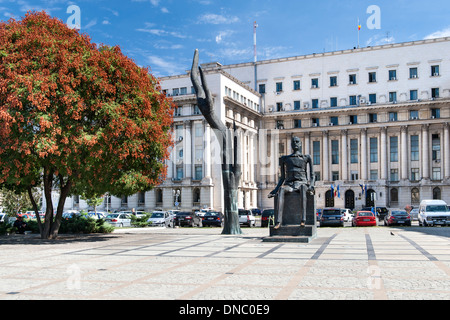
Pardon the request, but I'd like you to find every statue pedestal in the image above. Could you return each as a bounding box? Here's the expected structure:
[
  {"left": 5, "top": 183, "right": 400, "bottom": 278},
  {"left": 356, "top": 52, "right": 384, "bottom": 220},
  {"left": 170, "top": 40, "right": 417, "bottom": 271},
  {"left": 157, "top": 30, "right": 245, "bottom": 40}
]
[{"left": 263, "top": 191, "right": 317, "bottom": 243}]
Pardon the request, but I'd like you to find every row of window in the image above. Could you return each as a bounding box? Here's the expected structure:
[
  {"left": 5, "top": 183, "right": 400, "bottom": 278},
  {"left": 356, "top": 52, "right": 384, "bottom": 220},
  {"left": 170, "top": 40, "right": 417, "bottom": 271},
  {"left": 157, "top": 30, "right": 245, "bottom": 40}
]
[
  {"left": 276, "top": 108, "right": 441, "bottom": 129},
  {"left": 272, "top": 88, "right": 441, "bottom": 112},
  {"left": 308, "top": 134, "right": 441, "bottom": 165},
  {"left": 262, "top": 66, "right": 441, "bottom": 94},
  {"left": 224, "top": 86, "right": 260, "bottom": 111}
]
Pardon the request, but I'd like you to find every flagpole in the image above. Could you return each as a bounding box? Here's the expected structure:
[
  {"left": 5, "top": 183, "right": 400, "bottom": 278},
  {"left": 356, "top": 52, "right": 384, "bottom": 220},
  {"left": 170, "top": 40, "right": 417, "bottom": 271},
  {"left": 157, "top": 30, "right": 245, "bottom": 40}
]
[{"left": 357, "top": 18, "right": 360, "bottom": 49}]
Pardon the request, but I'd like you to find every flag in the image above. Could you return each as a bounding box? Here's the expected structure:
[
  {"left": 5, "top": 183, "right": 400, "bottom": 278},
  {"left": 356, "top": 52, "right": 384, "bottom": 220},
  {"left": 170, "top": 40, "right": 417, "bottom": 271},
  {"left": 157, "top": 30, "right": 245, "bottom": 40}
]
[
  {"left": 337, "top": 185, "right": 340, "bottom": 198},
  {"left": 331, "top": 185, "right": 335, "bottom": 198},
  {"left": 358, "top": 24, "right": 361, "bottom": 31}
]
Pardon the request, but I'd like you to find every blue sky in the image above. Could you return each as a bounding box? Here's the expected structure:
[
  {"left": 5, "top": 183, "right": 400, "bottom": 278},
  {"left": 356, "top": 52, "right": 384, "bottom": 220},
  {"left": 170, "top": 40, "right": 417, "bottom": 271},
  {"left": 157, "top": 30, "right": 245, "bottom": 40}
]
[{"left": 1, "top": 0, "right": 450, "bottom": 77}]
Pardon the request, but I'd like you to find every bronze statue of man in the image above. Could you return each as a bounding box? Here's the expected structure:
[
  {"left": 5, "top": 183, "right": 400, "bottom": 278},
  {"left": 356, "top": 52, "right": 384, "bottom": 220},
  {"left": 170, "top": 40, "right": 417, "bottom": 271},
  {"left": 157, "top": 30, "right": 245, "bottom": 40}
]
[{"left": 268, "top": 136, "right": 315, "bottom": 229}]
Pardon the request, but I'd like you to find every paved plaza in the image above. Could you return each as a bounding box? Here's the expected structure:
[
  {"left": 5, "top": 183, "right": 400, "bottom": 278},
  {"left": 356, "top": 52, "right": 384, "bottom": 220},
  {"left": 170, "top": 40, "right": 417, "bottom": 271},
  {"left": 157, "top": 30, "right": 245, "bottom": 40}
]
[{"left": 0, "top": 225, "right": 449, "bottom": 301}]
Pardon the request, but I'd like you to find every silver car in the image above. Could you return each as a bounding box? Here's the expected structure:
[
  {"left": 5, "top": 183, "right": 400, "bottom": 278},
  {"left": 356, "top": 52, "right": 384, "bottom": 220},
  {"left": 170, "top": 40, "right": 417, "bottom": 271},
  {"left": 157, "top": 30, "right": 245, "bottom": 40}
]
[
  {"left": 105, "top": 213, "right": 132, "bottom": 227},
  {"left": 147, "top": 211, "right": 173, "bottom": 227}
]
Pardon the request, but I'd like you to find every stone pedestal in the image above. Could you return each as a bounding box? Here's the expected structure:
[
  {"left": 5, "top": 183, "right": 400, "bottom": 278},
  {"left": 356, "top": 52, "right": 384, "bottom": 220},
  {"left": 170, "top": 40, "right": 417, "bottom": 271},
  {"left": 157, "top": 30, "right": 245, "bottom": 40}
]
[{"left": 263, "top": 191, "right": 317, "bottom": 243}]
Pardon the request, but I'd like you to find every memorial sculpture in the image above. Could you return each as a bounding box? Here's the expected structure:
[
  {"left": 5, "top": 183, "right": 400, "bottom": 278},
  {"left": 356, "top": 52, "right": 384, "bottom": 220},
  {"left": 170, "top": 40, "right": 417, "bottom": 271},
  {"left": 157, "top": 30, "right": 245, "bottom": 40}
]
[
  {"left": 190, "top": 49, "right": 242, "bottom": 235},
  {"left": 267, "top": 136, "right": 317, "bottom": 242}
]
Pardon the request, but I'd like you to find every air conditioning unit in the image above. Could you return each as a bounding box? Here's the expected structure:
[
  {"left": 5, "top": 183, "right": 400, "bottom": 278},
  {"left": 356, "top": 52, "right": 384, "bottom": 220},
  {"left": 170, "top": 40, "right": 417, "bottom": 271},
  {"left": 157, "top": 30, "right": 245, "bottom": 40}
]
[
  {"left": 268, "top": 107, "right": 273, "bottom": 112},
  {"left": 434, "top": 73, "right": 439, "bottom": 77},
  {"left": 313, "top": 123, "right": 318, "bottom": 127},
  {"left": 304, "top": 103, "right": 310, "bottom": 109},
  {"left": 411, "top": 117, "right": 418, "bottom": 120},
  {"left": 178, "top": 136, "right": 183, "bottom": 142},
  {"left": 360, "top": 98, "right": 367, "bottom": 104}
]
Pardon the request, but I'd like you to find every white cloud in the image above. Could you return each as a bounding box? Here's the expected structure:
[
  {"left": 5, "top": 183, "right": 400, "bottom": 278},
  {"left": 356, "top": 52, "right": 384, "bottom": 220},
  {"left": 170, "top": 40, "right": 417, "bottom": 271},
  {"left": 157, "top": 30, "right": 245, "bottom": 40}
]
[
  {"left": 215, "top": 30, "right": 234, "bottom": 44},
  {"left": 424, "top": 27, "right": 450, "bottom": 40},
  {"left": 198, "top": 13, "right": 239, "bottom": 25},
  {"left": 366, "top": 34, "right": 395, "bottom": 47},
  {"left": 147, "top": 55, "right": 185, "bottom": 76},
  {"left": 136, "top": 27, "right": 186, "bottom": 39}
]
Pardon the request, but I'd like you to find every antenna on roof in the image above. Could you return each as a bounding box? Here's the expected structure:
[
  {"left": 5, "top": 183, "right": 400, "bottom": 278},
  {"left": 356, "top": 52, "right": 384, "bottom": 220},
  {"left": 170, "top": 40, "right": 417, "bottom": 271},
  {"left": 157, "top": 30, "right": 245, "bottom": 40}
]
[{"left": 253, "top": 21, "right": 258, "bottom": 92}]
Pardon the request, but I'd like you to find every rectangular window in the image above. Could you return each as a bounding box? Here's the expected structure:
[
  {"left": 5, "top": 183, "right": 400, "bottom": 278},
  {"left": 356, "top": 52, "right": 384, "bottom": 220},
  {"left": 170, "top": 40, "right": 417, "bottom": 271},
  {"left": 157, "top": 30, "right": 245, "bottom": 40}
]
[
  {"left": 312, "top": 118, "right": 320, "bottom": 127},
  {"left": 332, "top": 171, "right": 339, "bottom": 181},
  {"left": 311, "top": 78, "right": 319, "bottom": 88},
  {"left": 410, "top": 110, "right": 419, "bottom": 120},
  {"left": 180, "top": 87, "right": 187, "bottom": 95},
  {"left": 259, "top": 84, "right": 266, "bottom": 94},
  {"left": 369, "top": 94, "right": 377, "bottom": 104},
  {"left": 431, "top": 65, "right": 440, "bottom": 77},
  {"left": 389, "top": 70, "right": 397, "bottom": 81},
  {"left": 411, "top": 135, "right": 419, "bottom": 161},
  {"left": 370, "top": 137, "right": 378, "bottom": 163},
  {"left": 195, "top": 165, "right": 203, "bottom": 181},
  {"left": 410, "top": 90, "right": 418, "bottom": 101},
  {"left": 351, "top": 171, "right": 359, "bottom": 181},
  {"left": 349, "top": 95, "right": 357, "bottom": 106},
  {"left": 389, "top": 112, "right": 398, "bottom": 122},
  {"left": 370, "top": 170, "right": 378, "bottom": 180},
  {"left": 431, "top": 108, "right": 440, "bottom": 119},
  {"left": 432, "top": 88, "right": 440, "bottom": 98},
  {"left": 276, "top": 102, "right": 283, "bottom": 112},
  {"left": 369, "top": 113, "right": 377, "bottom": 123},
  {"left": 368, "top": 72, "right": 377, "bottom": 83},
  {"left": 411, "top": 168, "right": 419, "bottom": 182},
  {"left": 313, "top": 141, "right": 320, "bottom": 165},
  {"left": 390, "top": 169, "right": 399, "bottom": 182},
  {"left": 349, "top": 115, "right": 358, "bottom": 124},
  {"left": 331, "top": 140, "right": 339, "bottom": 164},
  {"left": 276, "top": 82, "right": 283, "bottom": 92},
  {"left": 389, "top": 92, "right": 397, "bottom": 103},
  {"left": 432, "top": 167, "right": 441, "bottom": 181},
  {"left": 176, "top": 167, "right": 184, "bottom": 180},
  {"left": 312, "top": 99, "right": 319, "bottom": 109},
  {"left": 349, "top": 74, "right": 357, "bottom": 84},
  {"left": 293, "top": 80, "right": 301, "bottom": 91},
  {"left": 330, "top": 97, "right": 338, "bottom": 107},
  {"left": 350, "top": 139, "right": 358, "bottom": 164},
  {"left": 432, "top": 134, "right": 441, "bottom": 161},
  {"left": 390, "top": 136, "right": 398, "bottom": 162},
  {"left": 293, "top": 119, "right": 302, "bottom": 128},
  {"left": 294, "top": 100, "right": 301, "bottom": 110},
  {"left": 330, "top": 76, "right": 337, "bottom": 87},
  {"left": 409, "top": 67, "right": 418, "bottom": 79},
  {"left": 330, "top": 116, "right": 338, "bottom": 126}
]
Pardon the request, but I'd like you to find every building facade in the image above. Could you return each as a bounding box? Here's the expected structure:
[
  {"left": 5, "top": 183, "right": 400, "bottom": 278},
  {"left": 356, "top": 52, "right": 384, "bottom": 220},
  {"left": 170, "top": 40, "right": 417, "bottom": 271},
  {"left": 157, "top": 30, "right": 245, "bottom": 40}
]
[{"left": 59, "top": 37, "right": 450, "bottom": 213}]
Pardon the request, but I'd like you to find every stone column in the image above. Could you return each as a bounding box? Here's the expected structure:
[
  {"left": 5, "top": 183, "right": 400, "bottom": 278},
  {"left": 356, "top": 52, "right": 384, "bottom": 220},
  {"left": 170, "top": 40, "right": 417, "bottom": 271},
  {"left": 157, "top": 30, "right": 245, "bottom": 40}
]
[
  {"left": 401, "top": 126, "right": 408, "bottom": 181},
  {"left": 341, "top": 130, "right": 348, "bottom": 181},
  {"left": 380, "top": 127, "right": 387, "bottom": 180},
  {"left": 444, "top": 123, "right": 450, "bottom": 179},
  {"left": 184, "top": 120, "right": 192, "bottom": 179},
  {"left": 203, "top": 121, "right": 212, "bottom": 179},
  {"left": 322, "top": 131, "right": 329, "bottom": 181},
  {"left": 361, "top": 128, "right": 367, "bottom": 181},
  {"left": 304, "top": 132, "right": 311, "bottom": 156},
  {"left": 422, "top": 124, "right": 430, "bottom": 180}
]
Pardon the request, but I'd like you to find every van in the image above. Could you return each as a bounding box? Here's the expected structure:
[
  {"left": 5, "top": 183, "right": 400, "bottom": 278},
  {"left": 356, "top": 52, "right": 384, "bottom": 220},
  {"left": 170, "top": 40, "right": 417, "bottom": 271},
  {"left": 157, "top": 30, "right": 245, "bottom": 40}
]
[{"left": 418, "top": 200, "right": 450, "bottom": 226}]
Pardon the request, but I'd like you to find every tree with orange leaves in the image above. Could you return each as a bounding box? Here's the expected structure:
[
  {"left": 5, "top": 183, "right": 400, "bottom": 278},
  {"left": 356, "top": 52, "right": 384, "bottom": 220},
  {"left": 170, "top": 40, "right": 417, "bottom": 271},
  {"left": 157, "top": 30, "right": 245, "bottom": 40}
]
[{"left": 0, "top": 12, "right": 174, "bottom": 239}]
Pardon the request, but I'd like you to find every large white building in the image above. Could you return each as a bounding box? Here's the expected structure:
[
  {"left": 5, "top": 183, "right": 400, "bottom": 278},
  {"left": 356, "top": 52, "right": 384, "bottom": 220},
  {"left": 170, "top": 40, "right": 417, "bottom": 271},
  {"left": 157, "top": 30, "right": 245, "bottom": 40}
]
[{"left": 62, "top": 37, "right": 450, "bottom": 213}]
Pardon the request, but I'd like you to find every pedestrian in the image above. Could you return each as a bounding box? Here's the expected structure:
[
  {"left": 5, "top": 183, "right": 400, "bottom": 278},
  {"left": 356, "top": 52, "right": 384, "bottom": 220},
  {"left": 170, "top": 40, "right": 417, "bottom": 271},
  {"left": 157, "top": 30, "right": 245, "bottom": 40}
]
[
  {"left": 13, "top": 216, "right": 27, "bottom": 234},
  {"left": 404, "top": 205, "right": 413, "bottom": 214}
]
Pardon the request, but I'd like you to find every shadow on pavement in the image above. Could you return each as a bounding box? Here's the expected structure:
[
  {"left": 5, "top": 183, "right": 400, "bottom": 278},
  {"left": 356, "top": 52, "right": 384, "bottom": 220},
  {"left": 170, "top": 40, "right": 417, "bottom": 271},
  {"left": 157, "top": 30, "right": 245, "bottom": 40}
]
[{"left": 0, "top": 233, "right": 121, "bottom": 245}]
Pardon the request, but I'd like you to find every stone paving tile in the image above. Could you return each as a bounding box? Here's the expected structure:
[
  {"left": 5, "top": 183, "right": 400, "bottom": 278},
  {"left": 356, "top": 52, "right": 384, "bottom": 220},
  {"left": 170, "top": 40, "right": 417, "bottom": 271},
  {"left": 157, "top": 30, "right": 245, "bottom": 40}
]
[{"left": 0, "top": 226, "right": 449, "bottom": 300}]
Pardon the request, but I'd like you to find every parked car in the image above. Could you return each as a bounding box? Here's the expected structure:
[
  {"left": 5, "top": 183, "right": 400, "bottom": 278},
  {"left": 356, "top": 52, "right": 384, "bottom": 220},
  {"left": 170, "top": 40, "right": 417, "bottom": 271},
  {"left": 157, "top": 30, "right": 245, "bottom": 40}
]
[
  {"left": 410, "top": 208, "right": 419, "bottom": 221},
  {"left": 352, "top": 211, "right": 377, "bottom": 227},
  {"left": 250, "top": 208, "right": 262, "bottom": 216},
  {"left": 202, "top": 212, "right": 224, "bottom": 227},
  {"left": 319, "top": 208, "right": 344, "bottom": 227},
  {"left": 87, "top": 212, "right": 107, "bottom": 220},
  {"left": 147, "top": 211, "right": 172, "bottom": 227},
  {"left": 174, "top": 211, "right": 202, "bottom": 227},
  {"left": 384, "top": 209, "right": 411, "bottom": 226},
  {"left": 238, "top": 209, "right": 256, "bottom": 227},
  {"left": 362, "top": 207, "right": 388, "bottom": 221},
  {"left": 418, "top": 200, "right": 450, "bottom": 226},
  {"left": 105, "top": 213, "right": 132, "bottom": 227},
  {"left": 261, "top": 209, "right": 275, "bottom": 227},
  {"left": 341, "top": 208, "right": 353, "bottom": 222}
]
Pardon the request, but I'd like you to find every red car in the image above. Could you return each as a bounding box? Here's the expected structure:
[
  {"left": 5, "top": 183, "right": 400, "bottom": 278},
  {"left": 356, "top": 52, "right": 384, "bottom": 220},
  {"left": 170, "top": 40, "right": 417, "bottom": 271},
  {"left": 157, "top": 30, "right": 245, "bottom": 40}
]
[{"left": 352, "top": 211, "right": 377, "bottom": 227}]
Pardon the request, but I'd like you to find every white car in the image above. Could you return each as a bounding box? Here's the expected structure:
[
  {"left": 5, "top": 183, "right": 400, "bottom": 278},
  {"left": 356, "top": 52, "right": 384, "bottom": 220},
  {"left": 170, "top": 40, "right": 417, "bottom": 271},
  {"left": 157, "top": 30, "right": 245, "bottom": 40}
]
[
  {"left": 418, "top": 200, "right": 450, "bottom": 226},
  {"left": 147, "top": 211, "right": 173, "bottom": 227},
  {"left": 238, "top": 209, "right": 256, "bottom": 227},
  {"left": 105, "top": 213, "right": 132, "bottom": 227},
  {"left": 341, "top": 209, "right": 353, "bottom": 222}
]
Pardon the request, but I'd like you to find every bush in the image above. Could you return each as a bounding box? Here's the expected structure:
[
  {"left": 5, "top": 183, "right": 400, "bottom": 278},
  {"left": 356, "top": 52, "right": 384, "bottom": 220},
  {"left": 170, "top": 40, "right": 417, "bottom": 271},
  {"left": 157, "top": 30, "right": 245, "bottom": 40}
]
[
  {"left": 130, "top": 213, "right": 152, "bottom": 228},
  {"left": 59, "top": 216, "right": 114, "bottom": 234}
]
